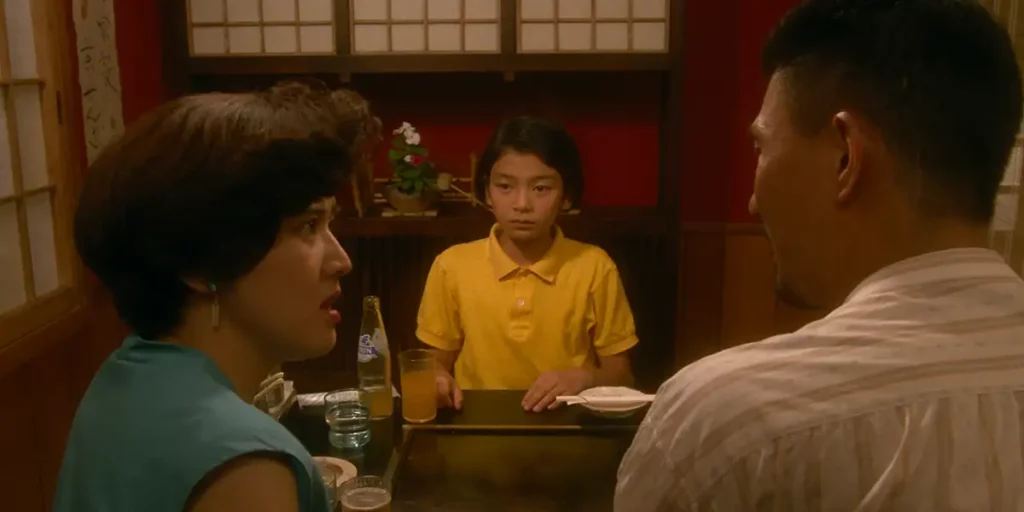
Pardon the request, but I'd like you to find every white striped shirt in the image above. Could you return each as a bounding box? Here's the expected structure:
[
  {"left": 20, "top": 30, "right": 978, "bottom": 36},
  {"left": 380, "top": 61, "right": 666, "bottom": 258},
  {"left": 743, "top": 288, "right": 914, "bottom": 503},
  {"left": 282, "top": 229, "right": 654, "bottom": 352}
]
[{"left": 616, "top": 248, "right": 1024, "bottom": 511}]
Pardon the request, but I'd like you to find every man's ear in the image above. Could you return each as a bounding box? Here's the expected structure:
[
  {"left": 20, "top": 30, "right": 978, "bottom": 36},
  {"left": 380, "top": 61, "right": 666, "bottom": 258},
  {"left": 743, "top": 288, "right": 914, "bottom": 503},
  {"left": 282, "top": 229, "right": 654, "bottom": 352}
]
[
  {"left": 832, "top": 111, "right": 865, "bottom": 205},
  {"left": 562, "top": 198, "right": 572, "bottom": 211}
]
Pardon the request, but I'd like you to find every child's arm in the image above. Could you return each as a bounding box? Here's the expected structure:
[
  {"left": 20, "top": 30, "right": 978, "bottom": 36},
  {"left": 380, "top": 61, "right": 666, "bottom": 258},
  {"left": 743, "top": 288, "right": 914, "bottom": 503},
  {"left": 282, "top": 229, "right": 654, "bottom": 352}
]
[
  {"left": 521, "top": 263, "right": 639, "bottom": 412},
  {"left": 415, "top": 256, "right": 464, "bottom": 410}
]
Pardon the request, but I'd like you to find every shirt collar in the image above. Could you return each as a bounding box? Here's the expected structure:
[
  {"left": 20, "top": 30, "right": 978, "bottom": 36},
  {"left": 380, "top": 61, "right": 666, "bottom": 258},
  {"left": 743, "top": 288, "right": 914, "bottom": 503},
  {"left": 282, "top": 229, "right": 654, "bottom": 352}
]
[
  {"left": 486, "top": 224, "right": 565, "bottom": 283},
  {"left": 844, "top": 247, "right": 1015, "bottom": 304}
]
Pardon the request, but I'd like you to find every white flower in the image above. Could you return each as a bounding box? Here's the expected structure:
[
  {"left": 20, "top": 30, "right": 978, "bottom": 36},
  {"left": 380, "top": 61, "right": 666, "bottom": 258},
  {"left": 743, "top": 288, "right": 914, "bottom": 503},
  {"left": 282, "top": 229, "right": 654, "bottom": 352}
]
[
  {"left": 405, "top": 132, "right": 421, "bottom": 146},
  {"left": 404, "top": 154, "right": 413, "bottom": 163},
  {"left": 392, "top": 122, "right": 413, "bottom": 135}
]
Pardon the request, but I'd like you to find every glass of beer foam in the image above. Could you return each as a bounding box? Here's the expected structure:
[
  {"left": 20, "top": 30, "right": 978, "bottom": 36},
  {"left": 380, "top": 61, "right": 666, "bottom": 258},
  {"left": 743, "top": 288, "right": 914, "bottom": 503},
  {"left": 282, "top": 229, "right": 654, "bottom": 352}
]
[{"left": 339, "top": 476, "right": 391, "bottom": 512}]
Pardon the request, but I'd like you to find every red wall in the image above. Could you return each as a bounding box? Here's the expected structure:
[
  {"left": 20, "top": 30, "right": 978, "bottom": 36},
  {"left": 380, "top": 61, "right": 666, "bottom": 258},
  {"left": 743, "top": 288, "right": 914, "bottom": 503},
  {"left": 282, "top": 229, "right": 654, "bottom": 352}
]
[
  {"left": 355, "top": 72, "right": 662, "bottom": 207},
  {"left": 111, "top": 0, "right": 797, "bottom": 218}
]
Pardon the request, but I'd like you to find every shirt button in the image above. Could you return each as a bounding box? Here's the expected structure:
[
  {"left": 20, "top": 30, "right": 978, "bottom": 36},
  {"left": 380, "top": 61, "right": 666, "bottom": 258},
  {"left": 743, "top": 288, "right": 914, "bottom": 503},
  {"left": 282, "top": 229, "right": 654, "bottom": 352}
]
[{"left": 516, "top": 299, "right": 526, "bottom": 307}]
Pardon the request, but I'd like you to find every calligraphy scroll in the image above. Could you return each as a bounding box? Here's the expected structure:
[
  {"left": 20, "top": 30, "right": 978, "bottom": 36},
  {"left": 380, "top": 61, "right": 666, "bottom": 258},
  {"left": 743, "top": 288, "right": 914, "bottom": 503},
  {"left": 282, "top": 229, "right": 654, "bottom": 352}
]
[{"left": 72, "top": 0, "right": 124, "bottom": 163}]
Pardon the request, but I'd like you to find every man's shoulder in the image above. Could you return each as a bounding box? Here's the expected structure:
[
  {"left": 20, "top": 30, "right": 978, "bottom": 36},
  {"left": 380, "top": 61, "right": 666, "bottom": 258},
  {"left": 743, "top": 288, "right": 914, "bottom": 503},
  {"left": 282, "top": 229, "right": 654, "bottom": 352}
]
[{"left": 648, "top": 330, "right": 841, "bottom": 456}]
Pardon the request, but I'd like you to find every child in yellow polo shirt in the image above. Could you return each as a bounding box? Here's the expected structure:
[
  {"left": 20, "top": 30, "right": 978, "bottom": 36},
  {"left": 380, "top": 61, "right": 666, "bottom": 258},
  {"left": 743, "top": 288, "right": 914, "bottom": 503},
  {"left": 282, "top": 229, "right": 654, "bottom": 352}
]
[{"left": 416, "top": 116, "right": 639, "bottom": 412}]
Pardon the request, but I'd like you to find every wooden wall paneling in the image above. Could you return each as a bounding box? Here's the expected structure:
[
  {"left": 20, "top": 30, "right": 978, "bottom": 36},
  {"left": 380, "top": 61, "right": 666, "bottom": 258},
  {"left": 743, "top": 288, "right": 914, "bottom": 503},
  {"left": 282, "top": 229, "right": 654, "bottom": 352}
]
[
  {"left": 26, "top": 342, "right": 77, "bottom": 507},
  {"left": 720, "top": 232, "right": 777, "bottom": 348},
  {"left": 674, "top": 228, "right": 726, "bottom": 368},
  {"left": 0, "top": 364, "right": 46, "bottom": 512}
]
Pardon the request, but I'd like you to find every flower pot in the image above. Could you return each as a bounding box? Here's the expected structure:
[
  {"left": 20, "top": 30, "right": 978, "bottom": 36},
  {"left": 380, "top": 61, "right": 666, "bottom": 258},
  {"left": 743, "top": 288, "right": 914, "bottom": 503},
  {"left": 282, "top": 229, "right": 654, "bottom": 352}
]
[{"left": 385, "top": 185, "right": 439, "bottom": 214}]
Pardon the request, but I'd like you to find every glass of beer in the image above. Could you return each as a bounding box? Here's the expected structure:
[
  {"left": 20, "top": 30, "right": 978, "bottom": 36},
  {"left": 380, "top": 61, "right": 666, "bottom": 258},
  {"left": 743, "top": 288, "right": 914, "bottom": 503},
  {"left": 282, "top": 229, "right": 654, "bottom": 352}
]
[
  {"left": 339, "top": 476, "right": 391, "bottom": 512},
  {"left": 398, "top": 349, "right": 437, "bottom": 423}
]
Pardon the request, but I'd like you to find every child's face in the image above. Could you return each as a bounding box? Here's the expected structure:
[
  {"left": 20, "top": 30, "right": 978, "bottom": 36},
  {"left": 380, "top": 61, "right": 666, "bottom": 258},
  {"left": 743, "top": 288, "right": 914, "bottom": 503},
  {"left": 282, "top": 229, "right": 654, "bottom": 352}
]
[{"left": 486, "top": 151, "right": 567, "bottom": 242}]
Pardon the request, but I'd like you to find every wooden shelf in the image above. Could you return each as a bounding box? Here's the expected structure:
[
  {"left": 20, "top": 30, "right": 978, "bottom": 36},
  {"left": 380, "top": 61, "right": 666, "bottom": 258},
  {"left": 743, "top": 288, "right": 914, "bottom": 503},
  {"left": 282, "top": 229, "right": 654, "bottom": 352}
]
[
  {"left": 183, "top": 53, "right": 672, "bottom": 76},
  {"left": 331, "top": 206, "right": 672, "bottom": 238}
]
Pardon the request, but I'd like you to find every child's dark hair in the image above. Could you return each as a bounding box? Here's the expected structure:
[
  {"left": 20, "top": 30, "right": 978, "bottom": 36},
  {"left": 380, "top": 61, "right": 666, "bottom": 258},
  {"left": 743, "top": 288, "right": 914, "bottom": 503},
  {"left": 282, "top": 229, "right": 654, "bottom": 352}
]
[
  {"left": 74, "top": 80, "right": 370, "bottom": 339},
  {"left": 474, "top": 116, "right": 584, "bottom": 207}
]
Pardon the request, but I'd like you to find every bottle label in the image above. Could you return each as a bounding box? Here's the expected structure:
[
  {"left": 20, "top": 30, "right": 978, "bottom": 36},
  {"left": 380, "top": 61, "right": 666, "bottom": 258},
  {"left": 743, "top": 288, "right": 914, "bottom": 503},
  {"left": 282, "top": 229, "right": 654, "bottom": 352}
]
[{"left": 357, "top": 334, "right": 378, "bottom": 363}]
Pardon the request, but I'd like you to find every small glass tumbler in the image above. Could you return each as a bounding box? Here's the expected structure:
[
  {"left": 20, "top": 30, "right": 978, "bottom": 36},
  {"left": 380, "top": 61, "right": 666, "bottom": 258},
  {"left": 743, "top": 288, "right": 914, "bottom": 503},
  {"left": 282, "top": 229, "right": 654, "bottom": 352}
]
[
  {"left": 324, "top": 389, "right": 371, "bottom": 449},
  {"left": 339, "top": 476, "right": 392, "bottom": 512}
]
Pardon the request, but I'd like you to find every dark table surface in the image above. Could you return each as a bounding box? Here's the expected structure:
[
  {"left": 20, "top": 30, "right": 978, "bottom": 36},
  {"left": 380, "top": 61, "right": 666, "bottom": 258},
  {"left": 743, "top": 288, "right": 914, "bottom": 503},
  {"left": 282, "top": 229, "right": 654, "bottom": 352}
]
[{"left": 281, "top": 389, "right": 647, "bottom": 511}]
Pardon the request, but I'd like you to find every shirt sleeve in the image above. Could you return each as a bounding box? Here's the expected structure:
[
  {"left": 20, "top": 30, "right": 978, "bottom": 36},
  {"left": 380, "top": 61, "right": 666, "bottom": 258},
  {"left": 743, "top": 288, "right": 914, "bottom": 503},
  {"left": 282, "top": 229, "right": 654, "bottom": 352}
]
[
  {"left": 615, "top": 401, "right": 684, "bottom": 511},
  {"left": 590, "top": 265, "right": 639, "bottom": 357},
  {"left": 415, "top": 255, "right": 463, "bottom": 352}
]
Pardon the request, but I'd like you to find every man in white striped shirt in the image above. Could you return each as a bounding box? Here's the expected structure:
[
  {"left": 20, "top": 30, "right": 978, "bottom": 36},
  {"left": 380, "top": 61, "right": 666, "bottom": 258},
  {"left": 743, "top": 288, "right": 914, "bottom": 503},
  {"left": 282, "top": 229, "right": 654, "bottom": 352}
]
[{"left": 616, "top": 1, "right": 1024, "bottom": 510}]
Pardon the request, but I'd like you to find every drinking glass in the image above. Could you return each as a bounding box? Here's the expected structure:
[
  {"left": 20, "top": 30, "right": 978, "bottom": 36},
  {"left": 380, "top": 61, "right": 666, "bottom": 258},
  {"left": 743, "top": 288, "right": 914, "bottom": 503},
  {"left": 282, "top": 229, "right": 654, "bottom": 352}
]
[
  {"left": 324, "top": 389, "right": 371, "bottom": 449},
  {"left": 398, "top": 349, "right": 437, "bottom": 423},
  {"left": 339, "top": 476, "right": 392, "bottom": 512}
]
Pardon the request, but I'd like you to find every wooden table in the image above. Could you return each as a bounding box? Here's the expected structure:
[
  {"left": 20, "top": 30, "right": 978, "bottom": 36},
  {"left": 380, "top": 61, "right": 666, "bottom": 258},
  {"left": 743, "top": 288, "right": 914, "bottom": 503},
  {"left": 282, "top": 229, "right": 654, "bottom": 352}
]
[{"left": 281, "top": 390, "right": 647, "bottom": 511}]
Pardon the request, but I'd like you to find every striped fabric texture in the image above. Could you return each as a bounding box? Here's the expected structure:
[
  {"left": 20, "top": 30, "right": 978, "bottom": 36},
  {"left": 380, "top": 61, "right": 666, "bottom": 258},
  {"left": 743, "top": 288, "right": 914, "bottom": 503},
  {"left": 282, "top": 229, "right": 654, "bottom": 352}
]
[{"left": 616, "top": 248, "right": 1024, "bottom": 511}]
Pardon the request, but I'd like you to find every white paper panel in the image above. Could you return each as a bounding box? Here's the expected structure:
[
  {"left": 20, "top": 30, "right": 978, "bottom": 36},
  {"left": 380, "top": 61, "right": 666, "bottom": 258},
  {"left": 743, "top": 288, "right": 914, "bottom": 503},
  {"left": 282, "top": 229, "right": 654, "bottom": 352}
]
[
  {"left": 353, "top": 0, "right": 388, "bottom": 21},
  {"left": 994, "top": 192, "right": 1018, "bottom": 231},
  {"left": 228, "top": 26, "right": 262, "bottom": 53},
  {"left": 6, "top": 0, "right": 38, "bottom": 78},
  {"left": 391, "top": 24, "right": 426, "bottom": 51},
  {"left": 595, "top": 22, "right": 628, "bottom": 50},
  {"left": 25, "top": 191, "right": 57, "bottom": 296},
  {"left": 558, "top": 0, "right": 591, "bottom": 19},
  {"left": 190, "top": 0, "right": 226, "bottom": 23},
  {"left": 264, "top": 26, "right": 299, "bottom": 53},
  {"left": 299, "top": 25, "right": 334, "bottom": 52},
  {"left": 465, "top": 23, "right": 499, "bottom": 51},
  {"left": 1003, "top": 145, "right": 1022, "bottom": 186},
  {"left": 13, "top": 86, "right": 47, "bottom": 191},
  {"left": 520, "top": 23, "right": 555, "bottom": 51},
  {"left": 428, "top": 23, "right": 461, "bottom": 51},
  {"left": 594, "top": 0, "right": 628, "bottom": 19},
  {"left": 632, "top": 0, "right": 666, "bottom": 18},
  {"left": 227, "top": 0, "right": 261, "bottom": 22},
  {"left": 193, "top": 27, "right": 228, "bottom": 55},
  {"left": 353, "top": 24, "right": 389, "bottom": 52},
  {"left": 465, "top": 0, "right": 499, "bottom": 20},
  {"left": 263, "top": 0, "right": 297, "bottom": 22},
  {"left": 632, "top": 21, "right": 665, "bottom": 51},
  {"left": 391, "top": 0, "right": 426, "bottom": 21},
  {"left": 521, "top": 0, "right": 555, "bottom": 20},
  {"left": 0, "top": 97, "right": 12, "bottom": 200},
  {"left": 0, "top": 202, "right": 25, "bottom": 313},
  {"left": 298, "top": 0, "right": 333, "bottom": 22},
  {"left": 428, "top": 0, "right": 460, "bottom": 20},
  {"left": 558, "top": 22, "right": 591, "bottom": 50}
]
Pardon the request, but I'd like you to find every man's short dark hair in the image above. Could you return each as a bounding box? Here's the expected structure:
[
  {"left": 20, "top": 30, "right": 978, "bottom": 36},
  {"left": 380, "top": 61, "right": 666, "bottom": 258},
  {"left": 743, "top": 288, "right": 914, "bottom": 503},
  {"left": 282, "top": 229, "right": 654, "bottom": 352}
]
[
  {"left": 763, "top": 0, "right": 1023, "bottom": 221},
  {"left": 474, "top": 116, "right": 584, "bottom": 208},
  {"left": 75, "top": 80, "right": 369, "bottom": 339}
]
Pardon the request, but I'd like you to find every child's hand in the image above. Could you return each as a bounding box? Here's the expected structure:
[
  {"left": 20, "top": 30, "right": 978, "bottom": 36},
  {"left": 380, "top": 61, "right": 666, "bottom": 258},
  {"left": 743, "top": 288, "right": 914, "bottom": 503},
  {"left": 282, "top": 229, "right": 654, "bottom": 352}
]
[
  {"left": 522, "top": 369, "right": 594, "bottom": 412},
  {"left": 435, "top": 369, "right": 463, "bottom": 410}
]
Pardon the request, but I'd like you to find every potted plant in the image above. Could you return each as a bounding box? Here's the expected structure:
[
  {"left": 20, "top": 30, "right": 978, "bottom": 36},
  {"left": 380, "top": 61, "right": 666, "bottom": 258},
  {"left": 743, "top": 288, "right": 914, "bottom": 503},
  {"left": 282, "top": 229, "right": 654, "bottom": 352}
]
[{"left": 385, "top": 122, "right": 439, "bottom": 214}]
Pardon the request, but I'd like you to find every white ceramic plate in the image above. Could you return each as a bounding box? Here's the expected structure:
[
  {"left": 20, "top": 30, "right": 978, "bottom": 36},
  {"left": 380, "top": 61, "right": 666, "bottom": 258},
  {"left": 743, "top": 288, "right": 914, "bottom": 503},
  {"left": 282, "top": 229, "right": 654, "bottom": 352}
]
[
  {"left": 577, "top": 386, "right": 650, "bottom": 417},
  {"left": 313, "top": 456, "right": 358, "bottom": 487}
]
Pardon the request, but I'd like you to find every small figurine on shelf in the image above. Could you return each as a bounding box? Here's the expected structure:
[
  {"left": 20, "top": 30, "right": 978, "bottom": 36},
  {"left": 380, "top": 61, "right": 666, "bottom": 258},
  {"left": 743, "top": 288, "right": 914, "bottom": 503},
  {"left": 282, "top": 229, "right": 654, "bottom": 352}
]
[{"left": 385, "top": 122, "right": 439, "bottom": 215}]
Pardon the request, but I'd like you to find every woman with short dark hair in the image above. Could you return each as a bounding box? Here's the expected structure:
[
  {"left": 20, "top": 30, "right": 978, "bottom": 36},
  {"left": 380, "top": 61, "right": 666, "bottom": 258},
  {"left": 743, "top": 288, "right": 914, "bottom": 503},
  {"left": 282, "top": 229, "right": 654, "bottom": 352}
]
[{"left": 55, "top": 80, "right": 373, "bottom": 512}]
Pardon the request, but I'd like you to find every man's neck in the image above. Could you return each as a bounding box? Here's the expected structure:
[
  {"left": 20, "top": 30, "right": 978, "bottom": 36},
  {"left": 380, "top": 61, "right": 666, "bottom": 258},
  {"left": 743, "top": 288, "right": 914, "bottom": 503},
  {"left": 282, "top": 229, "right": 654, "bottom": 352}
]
[
  {"left": 167, "top": 311, "right": 276, "bottom": 403},
  {"left": 497, "top": 228, "right": 556, "bottom": 267},
  {"left": 830, "top": 218, "right": 992, "bottom": 307}
]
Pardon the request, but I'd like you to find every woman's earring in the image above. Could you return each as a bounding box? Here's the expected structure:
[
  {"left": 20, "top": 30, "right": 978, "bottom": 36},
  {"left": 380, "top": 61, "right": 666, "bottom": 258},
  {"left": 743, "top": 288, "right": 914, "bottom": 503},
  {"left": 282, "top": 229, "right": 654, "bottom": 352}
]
[{"left": 209, "top": 283, "right": 220, "bottom": 329}]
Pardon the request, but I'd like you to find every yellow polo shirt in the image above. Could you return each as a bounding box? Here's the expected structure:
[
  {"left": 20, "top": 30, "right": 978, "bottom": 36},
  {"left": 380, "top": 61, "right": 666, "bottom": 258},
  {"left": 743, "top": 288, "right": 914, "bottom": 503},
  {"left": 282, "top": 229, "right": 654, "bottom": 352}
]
[{"left": 415, "top": 225, "right": 639, "bottom": 390}]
